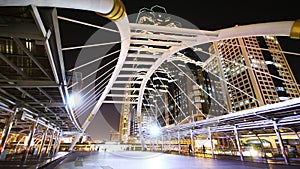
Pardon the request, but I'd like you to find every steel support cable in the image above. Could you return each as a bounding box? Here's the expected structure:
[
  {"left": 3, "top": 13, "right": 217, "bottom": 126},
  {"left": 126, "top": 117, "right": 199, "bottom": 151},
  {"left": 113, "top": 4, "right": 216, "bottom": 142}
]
[
  {"left": 134, "top": 21, "right": 300, "bottom": 120},
  {"left": 77, "top": 71, "right": 113, "bottom": 106},
  {"left": 200, "top": 49, "right": 300, "bottom": 87},
  {"left": 74, "top": 86, "right": 107, "bottom": 117},
  {"left": 193, "top": 57, "right": 263, "bottom": 105},
  {"left": 203, "top": 69, "right": 263, "bottom": 105},
  {"left": 79, "top": 71, "right": 113, "bottom": 100},
  {"left": 144, "top": 97, "right": 167, "bottom": 123},
  {"left": 62, "top": 41, "right": 121, "bottom": 51},
  {"left": 159, "top": 65, "right": 208, "bottom": 119},
  {"left": 68, "top": 56, "right": 117, "bottom": 90},
  {"left": 57, "top": 16, "right": 119, "bottom": 33},
  {"left": 75, "top": 87, "right": 105, "bottom": 118},
  {"left": 146, "top": 88, "right": 177, "bottom": 125},
  {"left": 74, "top": 73, "right": 112, "bottom": 115},
  {"left": 77, "top": 89, "right": 104, "bottom": 118},
  {"left": 168, "top": 42, "right": 260, "bottom": 118},
  {"left": 146, "top": 94, "right": 171, "bottom": 123},
  {"left": 75, "top": 97, "right": 98, "bottom": 118},
  {"left": 170, "top": 61, "right": 231, "bottom": 114},
  {"left": 132, "top": 26, "right": 214, "bottom": 124},
  {"left": 143, "top": 96, "right": 168, "bottom": 126},
  {"left": 75, "top": 90, "right": 104, "bottom": 118},
  {"left": 134, "top": 21, "right": 299, "bottom": 129},
  {"left": 142, "top": 106, "right": 153, "bottom": 118},
  {"left": 145, "top": 98, "right": 170, "bottom": 142},
  {"left": 142, "top": 104, "right": 164, "bottom": 139},
  {"left": 149, "top": 76, "right": 188, "bottom": 120},
  {"left": 73, "top": 7, "right": 129, "bottom": 142},
  {"left": 0, "top": 0, "right": 129, "bottom": 150},
  {"left": 73, "top": 74, "right": 112, "bottom": 115},
  {"left": 222, "top": 43, "right": 300, "bottom": 86},
  {"left": 74, "top": 91, "right": 101, "bottom": 118},
  {"left": 80, "top": 56, "right": 117, "bottom": 83},
  {"left": 156, "top": 69, "right": 206, "bottom": 121},
  {"left": 130, "top": 26, "right": 219, "bottom": 143},
  {"left": 67, "top": 49, "right": 120, "bottom": 73},
  {"left": 147, "top": 89, "right": 178, "bottom": 125},
  {"left": 78, "top": 65, "right": 116, "bottom": 94},
  {"left": 147, "top": 88, "right": 178, "bottom": 124},
  {"left": 142, "top": 98, "right": 156, "bottom": 118},
  {"left": 135, "top": 18, "right": 300, "bottom": 148}
]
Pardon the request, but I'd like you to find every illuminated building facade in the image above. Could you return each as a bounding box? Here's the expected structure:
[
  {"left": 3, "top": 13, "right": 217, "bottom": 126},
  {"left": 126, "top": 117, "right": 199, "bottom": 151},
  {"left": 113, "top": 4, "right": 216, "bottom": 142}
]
[
  {"left": 119, "top": 7, "right": 300, "bottom": 143},
  {"left": 208, "top": 36, "right": 300, "bottom": 112}
]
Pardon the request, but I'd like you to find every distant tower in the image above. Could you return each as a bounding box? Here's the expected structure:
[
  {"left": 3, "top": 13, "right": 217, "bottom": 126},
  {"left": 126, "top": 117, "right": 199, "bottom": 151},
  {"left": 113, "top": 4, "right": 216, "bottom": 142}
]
[
  {"left": 209, "top": 36, "right": 300, "bottom": 112},
  {"left": 118, "top": 84, "right": 131, "bottom": 143}
]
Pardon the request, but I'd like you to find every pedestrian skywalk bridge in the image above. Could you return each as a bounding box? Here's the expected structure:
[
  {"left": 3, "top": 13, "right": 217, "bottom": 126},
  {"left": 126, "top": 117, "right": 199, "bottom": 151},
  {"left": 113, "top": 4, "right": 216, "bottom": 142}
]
[{"left": 0, "top": 1, "right": 299, "bottom": 162}]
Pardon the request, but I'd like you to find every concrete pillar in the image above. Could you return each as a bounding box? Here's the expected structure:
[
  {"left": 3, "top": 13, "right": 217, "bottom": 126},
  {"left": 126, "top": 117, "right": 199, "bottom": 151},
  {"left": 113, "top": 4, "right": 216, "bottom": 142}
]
[
  {"left": 22, "top": 120, "right": 38, "bottom": 161},
  {"left": 0, "top": 112, "right": 15, "bottom": 155},
  {"left": 273, "top": 121, "right": 289, "bottom": 165},
  {"left": 234, "top": 125, "right": 244, "bottom": 161},
  {"left": 37, "top": 127, "right": 48, "bottom": 159},
  {"left": 208, "top": 127, "right": 214, "bottom": 158}
]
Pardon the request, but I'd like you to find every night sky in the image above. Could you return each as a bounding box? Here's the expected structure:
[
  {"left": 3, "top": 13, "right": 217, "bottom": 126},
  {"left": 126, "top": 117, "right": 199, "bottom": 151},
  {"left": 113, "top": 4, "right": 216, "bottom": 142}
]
[
  {"left": 58, "top": 1, "right": 300, "bottom": 141},
  {"left": 123, "top": 0, "right": 300, "bottom": 82}
]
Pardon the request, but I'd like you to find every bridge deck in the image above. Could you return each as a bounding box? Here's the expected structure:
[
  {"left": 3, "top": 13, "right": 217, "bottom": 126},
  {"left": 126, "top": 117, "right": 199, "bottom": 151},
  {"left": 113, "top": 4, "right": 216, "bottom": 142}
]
[{"left": 19, "top": 151, "right": 300, "bottom": 169}]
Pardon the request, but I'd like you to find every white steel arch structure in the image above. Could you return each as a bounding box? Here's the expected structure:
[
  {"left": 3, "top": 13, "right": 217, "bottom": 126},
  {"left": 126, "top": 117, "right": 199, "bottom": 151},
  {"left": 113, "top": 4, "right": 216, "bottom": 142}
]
[
  {"left": 0, "top": 0, "right": 130, "bottom": 150},
  {"left": 1, "top": 0, "right": 300, "bottom": 153},
  {"left": 129, "top": 21, "right": 300, "bottom": 149}
]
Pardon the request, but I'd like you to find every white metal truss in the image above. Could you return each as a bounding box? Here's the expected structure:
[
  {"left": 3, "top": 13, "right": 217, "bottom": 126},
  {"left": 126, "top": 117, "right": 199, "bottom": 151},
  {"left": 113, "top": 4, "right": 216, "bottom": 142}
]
[{"left": 1, "top": 0, "right": 299, "bottom": 152}]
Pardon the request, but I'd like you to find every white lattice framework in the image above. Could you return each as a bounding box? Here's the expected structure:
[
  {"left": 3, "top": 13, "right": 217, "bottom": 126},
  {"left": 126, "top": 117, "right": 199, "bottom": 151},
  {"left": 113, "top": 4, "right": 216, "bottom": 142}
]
[{"left": 1, "top": 0, "right": 300, "bottom": 151}]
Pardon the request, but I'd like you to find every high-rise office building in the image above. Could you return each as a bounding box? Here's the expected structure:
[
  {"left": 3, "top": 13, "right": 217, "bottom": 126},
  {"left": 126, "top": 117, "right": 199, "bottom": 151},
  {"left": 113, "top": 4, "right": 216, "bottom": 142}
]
[
  {"left": 208, "top": 36, "right": 300, "bottom": 112},
  {"left": 117, "top": 7, "right": 300, "bottom": 143}
]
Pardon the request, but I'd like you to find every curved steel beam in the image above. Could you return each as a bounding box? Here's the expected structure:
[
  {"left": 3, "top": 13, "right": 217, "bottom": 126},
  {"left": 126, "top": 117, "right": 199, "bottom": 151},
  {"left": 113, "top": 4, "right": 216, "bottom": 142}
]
[
  {"left": 0, "top": 0, "right": 129, "bottom": 149},
  {"left": 136, "top": 19, "right": 300, "bottom": 126}
]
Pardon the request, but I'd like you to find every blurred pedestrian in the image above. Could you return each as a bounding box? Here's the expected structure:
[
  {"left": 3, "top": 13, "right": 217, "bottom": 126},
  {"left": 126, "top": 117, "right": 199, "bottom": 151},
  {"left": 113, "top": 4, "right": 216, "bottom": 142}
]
[{"left": 188, "top": 144, "right": 193, "bottom": 155}]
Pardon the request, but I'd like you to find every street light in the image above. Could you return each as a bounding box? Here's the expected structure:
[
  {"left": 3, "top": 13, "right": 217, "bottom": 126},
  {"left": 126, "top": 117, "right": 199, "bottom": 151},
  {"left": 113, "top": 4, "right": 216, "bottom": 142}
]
[
  {"left": 149, "top": 124, "right": 161, "bottom": 137},
  {"left": 68, "top": 92, "right": 82, "bottom": 108}
]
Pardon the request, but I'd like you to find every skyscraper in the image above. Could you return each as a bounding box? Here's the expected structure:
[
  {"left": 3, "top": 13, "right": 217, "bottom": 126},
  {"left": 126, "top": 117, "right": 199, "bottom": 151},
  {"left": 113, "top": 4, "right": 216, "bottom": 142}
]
[{"left": 208, "top": 36, "right": 300, "bottom": 112}]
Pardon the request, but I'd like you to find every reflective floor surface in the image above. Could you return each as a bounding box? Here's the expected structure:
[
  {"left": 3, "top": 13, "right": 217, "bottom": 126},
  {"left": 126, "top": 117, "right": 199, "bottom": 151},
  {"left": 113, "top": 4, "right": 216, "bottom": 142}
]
[{"left": 50, "top": 151, "right": 300, "bottom": 169}]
